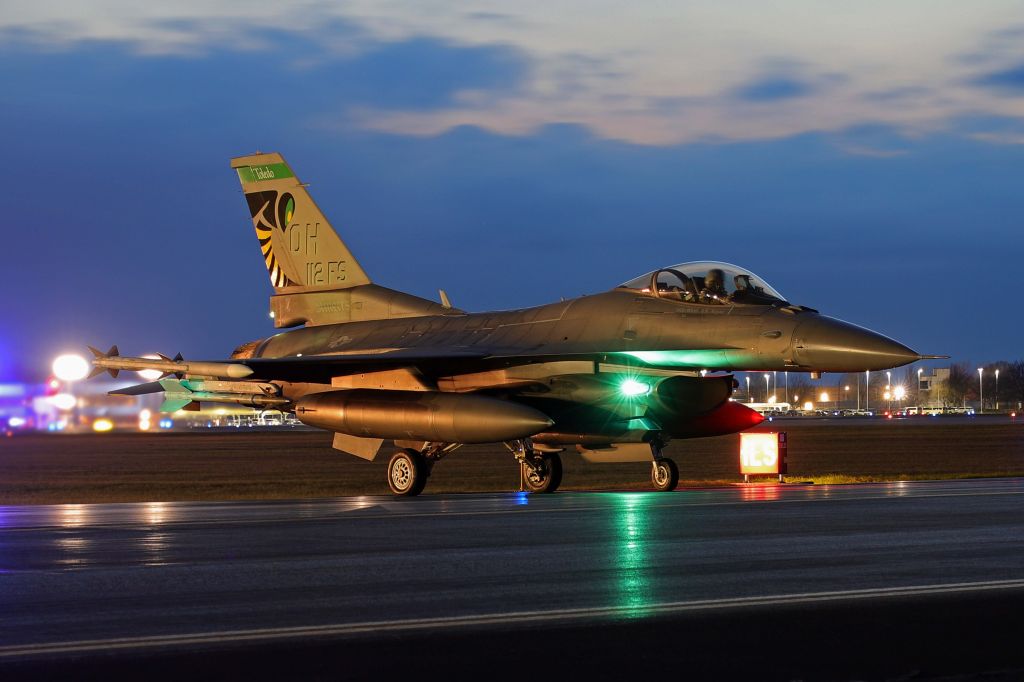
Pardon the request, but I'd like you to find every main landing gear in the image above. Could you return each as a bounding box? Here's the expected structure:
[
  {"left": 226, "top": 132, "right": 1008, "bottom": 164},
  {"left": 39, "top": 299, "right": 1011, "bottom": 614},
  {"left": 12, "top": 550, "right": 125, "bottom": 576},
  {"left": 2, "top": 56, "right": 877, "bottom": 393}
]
[
  {"left": 387, "top": 443, "right": 461, "bottom": 497},
  {"left": 508, "top": 440, "right": 562, "bottom": 493}
]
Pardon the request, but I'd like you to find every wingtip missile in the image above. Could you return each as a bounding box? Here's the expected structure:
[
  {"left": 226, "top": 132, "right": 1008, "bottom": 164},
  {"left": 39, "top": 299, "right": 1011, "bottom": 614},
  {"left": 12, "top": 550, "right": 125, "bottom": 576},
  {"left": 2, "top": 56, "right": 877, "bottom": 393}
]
[
  {"left": 87, "top": 345, "right": 121, "bottom": 378},
  {"left": 85, "top": 348, "right": 254, "bottom": 380}
]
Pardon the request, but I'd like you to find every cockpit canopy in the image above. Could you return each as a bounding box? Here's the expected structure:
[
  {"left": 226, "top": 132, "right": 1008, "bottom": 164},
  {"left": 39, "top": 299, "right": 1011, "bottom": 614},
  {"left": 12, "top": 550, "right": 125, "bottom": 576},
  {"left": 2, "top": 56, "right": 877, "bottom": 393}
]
[{"left": 620, "top": 261, "right": 787, "bottom": 306}]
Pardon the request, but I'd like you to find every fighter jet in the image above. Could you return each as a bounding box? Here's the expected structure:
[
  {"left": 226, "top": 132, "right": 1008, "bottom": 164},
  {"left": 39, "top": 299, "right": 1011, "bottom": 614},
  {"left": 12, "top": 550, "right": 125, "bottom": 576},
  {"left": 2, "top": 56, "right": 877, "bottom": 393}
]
[{"left": 90, "top": 152, "right": 941, "bottom": 496}]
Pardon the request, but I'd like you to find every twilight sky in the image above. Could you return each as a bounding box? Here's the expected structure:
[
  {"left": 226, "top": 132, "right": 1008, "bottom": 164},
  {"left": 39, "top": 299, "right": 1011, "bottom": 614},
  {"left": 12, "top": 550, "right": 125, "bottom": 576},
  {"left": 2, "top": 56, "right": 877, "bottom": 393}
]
[{"left": 3, "top": 1, "right": 1024, "bottom": 380}]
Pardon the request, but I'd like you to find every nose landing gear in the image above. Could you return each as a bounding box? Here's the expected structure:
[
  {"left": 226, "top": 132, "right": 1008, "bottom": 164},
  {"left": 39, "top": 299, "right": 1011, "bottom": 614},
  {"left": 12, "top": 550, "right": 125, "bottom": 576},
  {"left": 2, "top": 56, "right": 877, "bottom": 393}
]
[{"left": 651, "top": 456, "right": 679, "bottom": 492}]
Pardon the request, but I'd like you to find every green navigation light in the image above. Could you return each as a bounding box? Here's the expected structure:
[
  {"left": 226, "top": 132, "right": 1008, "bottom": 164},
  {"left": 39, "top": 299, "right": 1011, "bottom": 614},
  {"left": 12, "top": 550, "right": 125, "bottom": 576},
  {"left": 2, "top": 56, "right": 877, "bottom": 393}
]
[
  {"left": 619, "top": 378, "right": 651, "bottom": 397},
  {"left": 622, "top": 349, "right": 733, "bottom": 367}
]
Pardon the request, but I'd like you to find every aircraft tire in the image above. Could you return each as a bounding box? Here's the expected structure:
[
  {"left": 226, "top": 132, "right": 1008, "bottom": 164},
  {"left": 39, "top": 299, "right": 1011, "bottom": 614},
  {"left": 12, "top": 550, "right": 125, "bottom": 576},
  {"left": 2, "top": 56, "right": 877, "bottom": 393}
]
[
  {"left": 388, "top": 448, "right": 429, "bottom": 496},
  {"left": 522, "top": 452, "right": 562, "bottom": 493},
  {"left": 651, "top": 457, "right": 679, "bottom": 492}
]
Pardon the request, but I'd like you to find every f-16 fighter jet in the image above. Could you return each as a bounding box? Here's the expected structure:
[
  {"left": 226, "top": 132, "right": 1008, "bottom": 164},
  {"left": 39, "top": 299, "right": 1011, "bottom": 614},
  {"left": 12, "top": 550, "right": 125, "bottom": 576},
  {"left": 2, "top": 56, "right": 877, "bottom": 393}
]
[{"left": 90, "top": 153, "right": 940, "bottom": 495}]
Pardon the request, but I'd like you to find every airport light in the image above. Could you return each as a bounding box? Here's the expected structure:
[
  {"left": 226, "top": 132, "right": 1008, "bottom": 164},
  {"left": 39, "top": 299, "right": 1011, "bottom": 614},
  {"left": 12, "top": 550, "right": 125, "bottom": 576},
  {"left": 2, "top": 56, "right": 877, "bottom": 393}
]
[
  {"left": 50, "top": 393, "right": 76, "bottom": 411},
  {"left": 52, "top": 354, "right": 89, "bottom": 382},
  {"left": 92, "top": 418, "right": 114, "bottom": 432}
]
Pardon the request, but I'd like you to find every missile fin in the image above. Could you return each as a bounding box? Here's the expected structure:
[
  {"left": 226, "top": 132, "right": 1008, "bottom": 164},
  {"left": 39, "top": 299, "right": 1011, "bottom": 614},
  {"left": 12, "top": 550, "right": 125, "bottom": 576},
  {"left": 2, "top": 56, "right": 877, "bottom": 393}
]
[
  {"left": 160, "top": 397, "right": 196, "bottom": 413},
  {"left": 87, "top": 344, "right": 120, "bottom": 378}
]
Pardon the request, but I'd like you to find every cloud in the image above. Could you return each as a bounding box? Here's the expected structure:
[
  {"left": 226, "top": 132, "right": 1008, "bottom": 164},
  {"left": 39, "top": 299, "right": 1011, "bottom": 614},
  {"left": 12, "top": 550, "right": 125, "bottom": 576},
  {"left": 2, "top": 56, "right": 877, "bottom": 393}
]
[
  {"left": 318, "top": 37, "right": 530, "bottom": 109},
  {"left": 731, "top": 75, "right": 816, "bottom": 102},
  {"left": 970, "top": 62, "right": 1024, "bottom": 93}
]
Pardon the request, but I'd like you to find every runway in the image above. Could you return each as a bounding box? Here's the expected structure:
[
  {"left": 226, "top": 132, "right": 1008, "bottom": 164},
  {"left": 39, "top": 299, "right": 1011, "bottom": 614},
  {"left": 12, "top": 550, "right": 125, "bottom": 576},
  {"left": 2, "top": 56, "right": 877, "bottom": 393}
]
[{"left": 2, "top": 478, "right": 1024, "bottom": 679}]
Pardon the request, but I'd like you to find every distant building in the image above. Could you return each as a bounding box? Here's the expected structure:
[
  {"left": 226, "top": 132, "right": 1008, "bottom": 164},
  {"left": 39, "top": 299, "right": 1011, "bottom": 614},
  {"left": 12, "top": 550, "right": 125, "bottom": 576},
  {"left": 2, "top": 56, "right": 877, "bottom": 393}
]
[{"left": 918, "top": 367, "right": 951, "bottom": 408}]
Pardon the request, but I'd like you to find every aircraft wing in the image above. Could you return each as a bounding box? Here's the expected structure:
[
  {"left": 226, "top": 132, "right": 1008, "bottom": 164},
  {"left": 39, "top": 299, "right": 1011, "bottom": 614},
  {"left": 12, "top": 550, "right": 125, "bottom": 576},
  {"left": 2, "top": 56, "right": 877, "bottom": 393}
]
[{"left": 90, "top": 345, "right": 740, "bottom": 384}]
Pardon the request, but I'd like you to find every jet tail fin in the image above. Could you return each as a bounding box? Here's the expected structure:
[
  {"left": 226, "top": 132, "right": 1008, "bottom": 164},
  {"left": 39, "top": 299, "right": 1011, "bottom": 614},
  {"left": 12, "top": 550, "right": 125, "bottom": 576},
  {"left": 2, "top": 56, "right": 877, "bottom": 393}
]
[
  {"left": 231, "top": 152, "right": 371, "bottom": 292},
  {"left": 231, "top": 152, "right": 453, "bottom": 328}
]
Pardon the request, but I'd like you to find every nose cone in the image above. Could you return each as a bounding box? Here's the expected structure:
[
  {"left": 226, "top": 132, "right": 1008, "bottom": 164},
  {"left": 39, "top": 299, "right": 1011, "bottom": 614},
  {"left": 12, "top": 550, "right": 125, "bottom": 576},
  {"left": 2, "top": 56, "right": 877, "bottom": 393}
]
[{"left": 794, "top": 315, "right": 920, "bottom": 371}]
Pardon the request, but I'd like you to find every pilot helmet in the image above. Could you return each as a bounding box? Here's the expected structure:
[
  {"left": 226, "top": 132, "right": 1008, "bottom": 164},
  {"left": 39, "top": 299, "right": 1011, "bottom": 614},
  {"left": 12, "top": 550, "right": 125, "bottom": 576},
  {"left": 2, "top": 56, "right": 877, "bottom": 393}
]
[{"left": 705, "top": 268, "right": 726, "bottom": 291}]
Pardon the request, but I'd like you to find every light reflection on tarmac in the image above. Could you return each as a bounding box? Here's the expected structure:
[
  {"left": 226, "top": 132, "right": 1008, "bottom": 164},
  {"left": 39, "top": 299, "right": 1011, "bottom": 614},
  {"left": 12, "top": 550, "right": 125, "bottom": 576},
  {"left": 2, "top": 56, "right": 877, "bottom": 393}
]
[{"left": 0, "top": 478, "right": 1022, "bottom": 654}]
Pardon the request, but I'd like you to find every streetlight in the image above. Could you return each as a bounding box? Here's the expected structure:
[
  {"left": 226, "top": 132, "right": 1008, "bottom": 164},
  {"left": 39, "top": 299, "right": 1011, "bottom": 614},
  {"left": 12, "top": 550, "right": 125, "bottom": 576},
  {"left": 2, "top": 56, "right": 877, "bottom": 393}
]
[
  {"left": 845, "top": 385, "right": 850, "bottom": 409},
  {"left": 745, "top": 375, "right": 750, "bottom": 403},
  {"left": 995, "top": 369, "right": 1000, "bottom": 410},
  {"left": 865, "top": 370, "right": 870, "bottom": 411},
  {"left": 894, "top": 385, "right": 906, "bottom": 412},
  {"left": 978, "top": 367, "right": 983, "bottom": 414},
  {"left": 764, "top": 374, "right": 770, "bottom": 402}
]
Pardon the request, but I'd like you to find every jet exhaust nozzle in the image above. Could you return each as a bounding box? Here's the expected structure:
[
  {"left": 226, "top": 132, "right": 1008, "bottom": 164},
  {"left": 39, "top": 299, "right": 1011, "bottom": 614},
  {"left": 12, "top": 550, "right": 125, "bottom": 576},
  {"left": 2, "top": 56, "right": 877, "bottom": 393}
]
[{"left": 295, "top": 390, "right": 554, "bottom": 443}]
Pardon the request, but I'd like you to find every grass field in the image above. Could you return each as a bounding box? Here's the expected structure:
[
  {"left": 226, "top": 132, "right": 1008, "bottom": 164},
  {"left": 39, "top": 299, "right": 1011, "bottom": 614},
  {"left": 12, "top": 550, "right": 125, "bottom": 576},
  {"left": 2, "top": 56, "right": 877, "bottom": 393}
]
[{"left": 1, "top": 419, "right": 1022, "bottom": 504}]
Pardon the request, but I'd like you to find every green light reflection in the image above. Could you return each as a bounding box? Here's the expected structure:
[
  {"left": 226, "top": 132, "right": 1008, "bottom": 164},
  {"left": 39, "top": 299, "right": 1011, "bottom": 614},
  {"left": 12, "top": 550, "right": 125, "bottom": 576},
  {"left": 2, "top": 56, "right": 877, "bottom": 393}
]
[{"left": 611, "top": 493, "right": 656, "bottom": 619}]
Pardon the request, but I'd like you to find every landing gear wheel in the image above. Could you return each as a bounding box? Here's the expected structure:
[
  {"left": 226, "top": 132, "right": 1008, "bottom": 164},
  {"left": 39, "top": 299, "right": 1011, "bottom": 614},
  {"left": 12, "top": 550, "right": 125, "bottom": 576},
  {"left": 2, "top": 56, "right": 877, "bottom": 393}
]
[
  {"left": 651, "top": 458, "right": 679, "bottom": 492},
  {"left": 388, "top": 448, "right": 429, "bottom": 496},
  {"left": 522, "top": 453, "right": 563, "bottom": 493}
]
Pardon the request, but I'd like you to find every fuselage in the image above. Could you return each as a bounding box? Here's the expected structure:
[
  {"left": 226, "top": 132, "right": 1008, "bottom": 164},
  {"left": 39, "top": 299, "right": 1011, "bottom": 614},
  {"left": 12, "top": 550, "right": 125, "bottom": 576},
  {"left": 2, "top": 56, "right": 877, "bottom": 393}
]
[{"left": 245, "top": 288, "right": 920, "bottom": 375}]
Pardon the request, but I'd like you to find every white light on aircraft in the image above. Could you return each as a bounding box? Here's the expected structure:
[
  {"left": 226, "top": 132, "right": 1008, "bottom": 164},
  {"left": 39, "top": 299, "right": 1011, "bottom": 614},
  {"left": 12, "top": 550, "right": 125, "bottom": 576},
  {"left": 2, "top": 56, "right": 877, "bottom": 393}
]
[{"left": 52, "top": 354, "right": 89, "bottom": 382}]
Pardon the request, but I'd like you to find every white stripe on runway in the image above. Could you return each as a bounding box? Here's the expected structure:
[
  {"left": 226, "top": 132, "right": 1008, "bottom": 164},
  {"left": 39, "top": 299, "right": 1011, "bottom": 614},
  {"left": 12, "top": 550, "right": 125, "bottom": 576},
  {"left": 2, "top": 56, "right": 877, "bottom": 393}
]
[{"left": 3, "top": 578, "right": 1024, "bottom": 659}]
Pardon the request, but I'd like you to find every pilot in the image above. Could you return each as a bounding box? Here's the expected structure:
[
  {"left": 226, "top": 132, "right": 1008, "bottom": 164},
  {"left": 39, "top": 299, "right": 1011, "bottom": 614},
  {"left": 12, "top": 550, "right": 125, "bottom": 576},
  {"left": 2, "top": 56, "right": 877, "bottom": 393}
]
[{"left": 701, "top": 268, "right": 729, "bottom": 304}]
